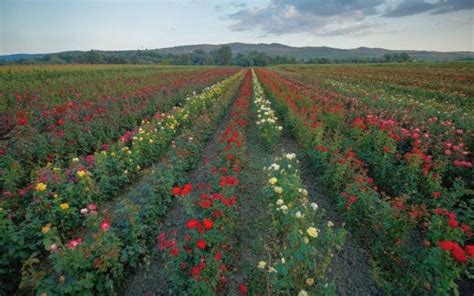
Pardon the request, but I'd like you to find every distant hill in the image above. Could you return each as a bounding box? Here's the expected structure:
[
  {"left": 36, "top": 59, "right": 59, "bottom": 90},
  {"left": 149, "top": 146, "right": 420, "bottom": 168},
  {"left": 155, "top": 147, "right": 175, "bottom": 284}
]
[
  {"left": 0, "top": 53, "right": 45, "bottom": 61},
  {"left": 1, "top": 43, "right": 473, "bottom": 62},
  {"left": 154, "top": 43, "right": 474, "bottom": 61}
]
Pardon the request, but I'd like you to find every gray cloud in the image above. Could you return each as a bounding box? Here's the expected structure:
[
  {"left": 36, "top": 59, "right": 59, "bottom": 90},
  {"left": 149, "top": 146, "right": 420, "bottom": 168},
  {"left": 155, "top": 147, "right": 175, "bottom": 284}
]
[
  {"left": 227, "top": 0, "right": 385, "bottom": 36},
  {"left": 318, "top": 22, "right": 387, "bottom": 36},
  {"left": 216, "top": 1, "right": 247, "bottom": 12},
  {"left": 226, "top": 0, "right": 473, "bottom": 36},
  {"left": 385, "top": 0, "right": 474, "bottom": 17},
  {"left": 272, "top": 0, "right": 383, "bottom": 16}
]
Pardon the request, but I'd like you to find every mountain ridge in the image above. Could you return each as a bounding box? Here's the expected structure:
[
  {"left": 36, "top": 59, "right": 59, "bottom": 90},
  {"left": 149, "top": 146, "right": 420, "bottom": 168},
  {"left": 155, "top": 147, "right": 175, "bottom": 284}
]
[{"left": 1, "top": 42, "right": 473, "bottom": 62}]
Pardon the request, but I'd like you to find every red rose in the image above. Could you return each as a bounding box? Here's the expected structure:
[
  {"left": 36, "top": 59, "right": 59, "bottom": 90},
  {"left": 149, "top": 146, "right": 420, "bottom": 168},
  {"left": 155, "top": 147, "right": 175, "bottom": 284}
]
[
  {"left": 57, "top": 118, "right": 65, "bottom": 126},
  {"left": 465, "top": 245, "right": 474, "bottom": 258},
  {"left": 200, "top": 199, "right": 212, "bottom": 209},
  {"left": 213, "top": 210, "right": 223, "bottom": 219},
  {"left": 221, "top": 197, "right": 232, "bottom": 207},
  {"left": 451, "top": 244, "right": 467, "bottom": 263},
  {"left": 202, "top": 218, "right": 213, "bottom": 230},
  {"left": 214, "top": 251, "right": 222, "bottom": 261},
  {"left": 460, "top": 224, "right": 471, "bottom": 233},
  {"left": 172, "top": 186, "right": 181, "bottom": 196},
  {"left": 191, "top": 266, "right": 201, "bottom": 278},
  {"left": 186, "top": 219, "right": 200, "bottom": 229},
  {"left": 170, "top": 248, "right": 180, "bottom": 256},
  {"left": 239, "top": 283, "right": 248, "bottom": 295},
  {"left": 448, "top": 218, "right": 459, "bottom": 228},
  {"left": 345, "top": 195, "right": 358, "bottom": 209},
  {"left": 100, "top": 220, "right": 111, "bottom": 231},
  {"left": 67, "top": 238, "right": 82, "bottom": 250},
  {"left": 181, "top": 183, "right": 192, "bottom": 195},
  {"left": 17, "top": 117, "right": 28, "bottom": 126},
  {"left": 438, "top": 240, "right": 454, "bottom": 251},
  {"left": 196, "top": 239, "right": 207, "bottom": 250}
]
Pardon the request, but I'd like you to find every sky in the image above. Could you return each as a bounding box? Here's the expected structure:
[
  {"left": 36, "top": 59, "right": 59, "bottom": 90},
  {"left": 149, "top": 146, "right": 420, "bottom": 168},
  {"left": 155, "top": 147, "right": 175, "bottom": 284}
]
[{"left": 0, "top": 0, "right": 473, "bottom": 55}]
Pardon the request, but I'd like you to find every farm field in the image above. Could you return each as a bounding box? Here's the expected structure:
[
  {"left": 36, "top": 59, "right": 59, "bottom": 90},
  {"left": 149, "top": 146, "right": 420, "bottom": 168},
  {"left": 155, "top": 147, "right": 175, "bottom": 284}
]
[{"left": 0, "top": 63, "right": 473, "bottom": 295}]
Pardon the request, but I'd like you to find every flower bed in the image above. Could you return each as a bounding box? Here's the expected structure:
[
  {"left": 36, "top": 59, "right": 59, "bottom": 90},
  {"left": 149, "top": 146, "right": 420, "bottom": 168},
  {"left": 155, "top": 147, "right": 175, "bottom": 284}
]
[
  {"left": 251, "top": 69, "right": 282, "bottom": 148},
  {"left": 248, "top": 152, "right": 345, "bottom": 295},
  {"left": 1, "top": 67, "right": 238, "bottom": 196},
  {"left": 1, "top": 71, "right": 243, "bottom": 294},
  {"left": 255, "top": 68, "right": 473, "bottom": 294},
  {"left": 159, "top": 70, "right": 251, "bottom": 295}
]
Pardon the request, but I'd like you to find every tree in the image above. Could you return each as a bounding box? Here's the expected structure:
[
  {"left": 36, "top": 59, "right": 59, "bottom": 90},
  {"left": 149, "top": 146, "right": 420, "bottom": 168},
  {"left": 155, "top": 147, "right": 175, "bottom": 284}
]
[
  {"left": 192, "top": 49, "right": 209, "bottom": 65},
  {"left": 233, "top": 53, "right": 250, "bottom": 66},
  {"left": 215, "top": 45, "right": 232, "bottom": 65},
  {"left": 400, "top": 52, "right": 411, "bottom": 62},
  {"left": 86, "top": 50, "right": 105, "bottom": 64},
  {"left": 383, "top": 53, "right": 393, "bottom": 63}
]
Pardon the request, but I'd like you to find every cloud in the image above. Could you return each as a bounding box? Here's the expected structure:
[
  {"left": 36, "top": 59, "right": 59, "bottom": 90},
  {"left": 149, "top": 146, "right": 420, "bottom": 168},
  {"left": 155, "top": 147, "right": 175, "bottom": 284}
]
[
  {"left": 225, "top": 0, "right": 473, "bottom": 36},
  {"left": 272, "top": 0, "right": 383, "bottom": 16},
  {"left": 216, "top": 1, "right": 247, "bottom": 12},
  {"left": 227, "top": 0, "right": 386, "bottom": 36},
  {"left": 318, "top": 22, "right": 388, "bottom": 36},
  {"left": 384, "top": 0, "right": 474, "bottom": 17}
]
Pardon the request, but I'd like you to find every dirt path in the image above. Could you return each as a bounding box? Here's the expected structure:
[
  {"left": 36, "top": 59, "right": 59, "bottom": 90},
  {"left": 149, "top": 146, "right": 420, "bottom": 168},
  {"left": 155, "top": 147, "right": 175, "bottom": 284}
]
[
  {"left": 123, "top": 97, "right": 238, "bottom": 296},
  {"left": 276, "top": 133, "right": 383, "bottom": 296},
  {"left": 123, "top": 78, "right": 382, "bottom": 296},
  {"left": 229, "top": 98, "right": 382, "bottom": 295}
]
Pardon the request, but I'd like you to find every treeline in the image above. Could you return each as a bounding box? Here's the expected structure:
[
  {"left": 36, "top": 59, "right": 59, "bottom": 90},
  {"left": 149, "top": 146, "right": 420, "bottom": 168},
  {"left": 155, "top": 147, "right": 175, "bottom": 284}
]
[
  {"left": 2, "top": 45, "right": 411, "bottom": 66},
  {"left": 307, "top": 52, "right": 412, "bottom": 64}
]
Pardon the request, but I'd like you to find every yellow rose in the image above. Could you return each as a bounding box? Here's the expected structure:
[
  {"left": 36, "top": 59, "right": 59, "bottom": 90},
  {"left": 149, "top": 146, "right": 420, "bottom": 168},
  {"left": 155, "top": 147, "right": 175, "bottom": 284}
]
[
  {"left": 274, "top": 186, "right": 283, "bottom": 194},
  {"left": 60, "top": 203, "right": 69, "bottom": 210},
  {"left": 306, "top": 278, "right": 314, "bottom": 286},
  {"left": 268, "top": 177, "right": 277, "bottom": 185},
  {"left": 77, "top": 170, "right": 86, "bottom": 177},
  {"left": 36, "top": 183, "right": 47, "bottom": 192},
  {"left": 42, "top": 224, "right": 51, "bottom": 234},
  {"left": 298, "top": 290, "right": 308, "bottom": 296},
  {"left": 306, "top": 227, "right": 319, "bottom": 238},
  {"left": 257, "top": 261, "right": 266, "bottom": 269}
]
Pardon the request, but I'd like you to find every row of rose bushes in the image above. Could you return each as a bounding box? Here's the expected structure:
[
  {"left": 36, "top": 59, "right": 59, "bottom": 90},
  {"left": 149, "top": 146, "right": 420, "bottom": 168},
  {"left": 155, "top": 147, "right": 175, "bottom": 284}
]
[
  {"left": 250, "top": 72, "right": 345, "bottom": 295},
  {"left": 17, "top": 69, "right": 245, "bottom": 295},
  {"left": 159, "top": 69, "right": 252, "bottom": 295},
  {"left": 254, "top": 152, "right": 346, "bottom": 295},
  {"left": 1, "top": 67, "right": 238, "bottom": 194},
  {"left": 0, "top": 71, "right": 243, "bottom": 293},
  {"left": 251, "top": 69, "right": 282, "bottom": 148},
  {"left": 278, "top": 65, "right": 473, "bottom": 136},
  {"left": 259, "top": 67, "right": 472, "bottom": 214},
  {"left": 1, "top": 65, "right": 202, "bottom": 111},
  {"left": 278, "top": 63, "right": 474, "bottom": 104},
  {"left": 256, "top": 68, "right": 473, "bottom": 294}
]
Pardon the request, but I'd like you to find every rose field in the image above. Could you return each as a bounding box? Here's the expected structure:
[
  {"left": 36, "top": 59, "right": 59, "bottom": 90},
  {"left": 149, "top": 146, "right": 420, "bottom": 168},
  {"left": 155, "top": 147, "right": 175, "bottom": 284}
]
[{"left": 0, "top": 63, "right": 472, "bottom": 295}]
